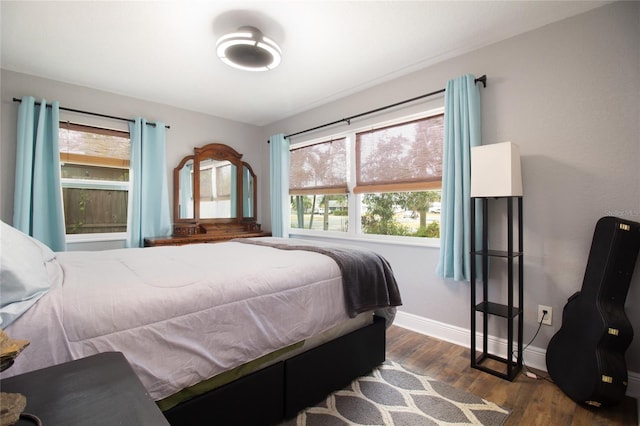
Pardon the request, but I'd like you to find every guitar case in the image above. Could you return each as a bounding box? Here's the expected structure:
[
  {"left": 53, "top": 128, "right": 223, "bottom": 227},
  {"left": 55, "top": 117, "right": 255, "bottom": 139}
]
[{"left": 546, "top": 216, "right": 640, "bottom": 407}]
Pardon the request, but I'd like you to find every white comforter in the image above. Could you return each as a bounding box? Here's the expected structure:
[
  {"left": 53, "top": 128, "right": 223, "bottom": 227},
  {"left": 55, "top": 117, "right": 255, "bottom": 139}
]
[{"left": 3, "top": 241, "right": 352, "bottom": 400}]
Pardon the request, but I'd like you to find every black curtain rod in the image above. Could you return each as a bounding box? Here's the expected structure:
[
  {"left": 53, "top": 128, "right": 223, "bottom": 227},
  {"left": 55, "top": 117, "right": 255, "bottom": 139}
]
[
  {"left": 12, "top": 97, "right": 171, "bottom": 129},
  {"left": 278, "top": 74, "right": 486, "bottom": 141}
]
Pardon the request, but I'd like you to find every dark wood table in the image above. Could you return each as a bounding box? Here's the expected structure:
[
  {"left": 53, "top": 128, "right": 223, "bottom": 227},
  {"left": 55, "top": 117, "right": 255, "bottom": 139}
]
[{"left": 1, "top": 352, "right": 169, "bottom": 426}]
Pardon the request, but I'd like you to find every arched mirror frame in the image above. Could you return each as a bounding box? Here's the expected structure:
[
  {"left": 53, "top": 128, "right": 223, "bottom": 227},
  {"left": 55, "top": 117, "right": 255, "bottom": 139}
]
[
  {"left": 172, "top": 143, "right": 259, "bottom": 237},
  {"left": 242, "top": 161, "right": 257, "bottom": 220},
  {"left": 173, "top": 154, "right": 195, "bottom": 224}
]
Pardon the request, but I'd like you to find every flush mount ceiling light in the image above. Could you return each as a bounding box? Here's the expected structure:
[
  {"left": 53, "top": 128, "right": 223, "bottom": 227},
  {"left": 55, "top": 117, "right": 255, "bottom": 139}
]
[{"left": 216, "top": 26, "right": 281, "bottom": 72}]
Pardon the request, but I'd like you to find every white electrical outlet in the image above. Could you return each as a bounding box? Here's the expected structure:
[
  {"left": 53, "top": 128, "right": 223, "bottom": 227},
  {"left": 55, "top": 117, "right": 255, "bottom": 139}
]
[{"left": 538, "top": 305, "right": 553, "bottom": 326}]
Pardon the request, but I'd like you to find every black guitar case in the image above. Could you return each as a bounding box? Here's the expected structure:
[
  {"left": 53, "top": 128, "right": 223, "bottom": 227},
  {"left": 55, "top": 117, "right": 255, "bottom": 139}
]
[{"left": 546, "top": 216, "right": 640, "bottom": 407}]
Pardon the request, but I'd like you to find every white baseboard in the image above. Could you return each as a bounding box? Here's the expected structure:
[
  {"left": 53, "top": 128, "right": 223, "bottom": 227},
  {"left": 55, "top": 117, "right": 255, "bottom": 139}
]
[{"left": 392, "top": 310, "right": 640, "bottom": 401}]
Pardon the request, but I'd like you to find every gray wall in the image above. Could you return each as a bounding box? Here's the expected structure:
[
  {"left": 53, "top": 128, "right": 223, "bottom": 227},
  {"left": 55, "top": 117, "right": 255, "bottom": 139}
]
[
  {"left": 0, "top": 70, "right": 266, "bottom": 238},
  {"left": 1, "top": 1, "right": 638, "bottom": 375},
  {"left": 262, "top": 2, "right": 640, "bottom": 373}
]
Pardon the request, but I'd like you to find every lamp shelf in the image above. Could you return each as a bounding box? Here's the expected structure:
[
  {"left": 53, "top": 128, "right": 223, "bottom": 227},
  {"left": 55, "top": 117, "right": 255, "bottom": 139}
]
[
  {"left": 472, "top": 353, "right": 520, "bottom": 382},
  {"left": 470, "top": 196, "right": 523, "bottom": 381},
  {"left": 474, "top": 301, "right": 522, "bottom": 319},
  {"left": 472, "top": 250, "right": 523, "bottom": 258}
]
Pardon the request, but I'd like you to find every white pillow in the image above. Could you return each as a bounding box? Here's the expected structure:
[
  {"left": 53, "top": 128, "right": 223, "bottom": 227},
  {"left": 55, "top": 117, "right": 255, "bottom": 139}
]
[{"left": 0, "top": 221, "right": 54, "bottom": 327}]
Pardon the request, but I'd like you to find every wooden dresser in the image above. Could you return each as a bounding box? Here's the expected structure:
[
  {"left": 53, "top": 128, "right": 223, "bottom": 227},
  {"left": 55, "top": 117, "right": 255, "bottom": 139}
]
[
  {"left": 145, "top": 142, "right": 271, "bottom": 247},
  {"left": 144, "top": 230, "right": 271, "bottom": 247}
]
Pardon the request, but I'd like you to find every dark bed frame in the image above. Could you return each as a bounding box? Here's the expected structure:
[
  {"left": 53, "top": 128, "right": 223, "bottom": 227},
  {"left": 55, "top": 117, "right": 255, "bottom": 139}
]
[{"left": 163, "top": 315, "right": 386, "bottom": 425}]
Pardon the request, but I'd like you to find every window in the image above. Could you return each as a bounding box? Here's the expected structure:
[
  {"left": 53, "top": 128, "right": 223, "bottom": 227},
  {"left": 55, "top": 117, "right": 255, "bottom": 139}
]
[
  {"left": 289, "top": 110, "right": 443, "bottom": 241},
  {"left": 59, "top": 123, "right": 130, "bottom": 235},
  {"left": 355, "top": 115, "right": 443, "bottom": 193},
  {"left": 289, "top": 138, "right": 349, "bottom": 232}
]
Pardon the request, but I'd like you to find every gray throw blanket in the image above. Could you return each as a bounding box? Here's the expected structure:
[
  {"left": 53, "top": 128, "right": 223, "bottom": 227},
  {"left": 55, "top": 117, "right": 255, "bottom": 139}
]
[{"left": 233, "top": 238, "right": 402, "bottom": 318}]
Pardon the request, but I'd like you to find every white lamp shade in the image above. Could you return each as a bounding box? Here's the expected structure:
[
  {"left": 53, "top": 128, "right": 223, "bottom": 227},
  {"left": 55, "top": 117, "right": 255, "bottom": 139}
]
[{"left": 471, "top": 141, "right": 523, "bottom": 197}]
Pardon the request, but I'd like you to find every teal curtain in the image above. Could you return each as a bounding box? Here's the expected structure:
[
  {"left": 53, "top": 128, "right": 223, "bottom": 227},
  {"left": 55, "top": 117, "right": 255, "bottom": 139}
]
[
  {"left": 13, "top": 96, "right": 66, "bottom": 251},
  {"left": 437, "top": 75, "right": 482, "bottom": 281},
  {"left": 126, "top": 118, "right": 171, "bottom": 247},
  {"left": 269, "top": 134, "right": 289, "bottom": 238}
]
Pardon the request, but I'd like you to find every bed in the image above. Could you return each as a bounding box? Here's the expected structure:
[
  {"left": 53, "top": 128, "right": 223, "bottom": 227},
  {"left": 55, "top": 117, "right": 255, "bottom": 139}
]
[{"left": 0, "top": 222, "right": 401, "bottom": 425}]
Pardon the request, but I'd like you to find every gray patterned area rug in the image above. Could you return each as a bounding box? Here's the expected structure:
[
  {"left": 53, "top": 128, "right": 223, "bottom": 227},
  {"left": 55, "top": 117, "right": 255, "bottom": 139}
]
[{"left": 281, "top": 360, "right": 510, "bottom": 426}]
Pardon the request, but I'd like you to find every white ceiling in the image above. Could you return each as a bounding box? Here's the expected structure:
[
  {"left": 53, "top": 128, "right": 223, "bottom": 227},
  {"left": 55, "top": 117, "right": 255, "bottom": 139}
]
[{"left": 1, "top": 1, "right": 609, "bottom": 126}]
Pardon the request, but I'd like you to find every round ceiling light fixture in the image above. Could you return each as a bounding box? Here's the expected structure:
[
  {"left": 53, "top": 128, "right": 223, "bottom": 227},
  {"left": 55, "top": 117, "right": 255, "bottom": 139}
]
[{"left": 216, "top": 26, "right": 281, "bottom": 72}]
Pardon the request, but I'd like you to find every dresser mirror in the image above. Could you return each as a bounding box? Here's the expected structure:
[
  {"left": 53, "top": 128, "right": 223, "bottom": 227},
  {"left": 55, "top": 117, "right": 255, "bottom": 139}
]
[
  {"left": 198, "top": 157, "right": 237, "bottom": 219},
  {"left": 172, "top": 143, "right": 259, "bottom": 237},
  {"left": 242, "top": 164, "right": 255, "bottom": 218},
  {"left": 176, "top": 156, "right": 195, "bottom": 220}
]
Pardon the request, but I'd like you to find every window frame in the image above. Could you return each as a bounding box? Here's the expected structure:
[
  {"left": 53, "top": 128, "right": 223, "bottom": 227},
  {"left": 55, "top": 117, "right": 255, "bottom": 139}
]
[
  {"left": 59, "top": 122, "right": 131, "bottom": 241},
  {"left": 288, "top": 107, "right": 444, "bottom": 247}
]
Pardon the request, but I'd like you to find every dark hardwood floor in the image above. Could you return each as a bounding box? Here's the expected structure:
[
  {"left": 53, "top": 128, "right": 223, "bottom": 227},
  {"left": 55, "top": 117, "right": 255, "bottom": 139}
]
[{"left": 385, "top": 325, "right": 638, "bottom": 425}]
